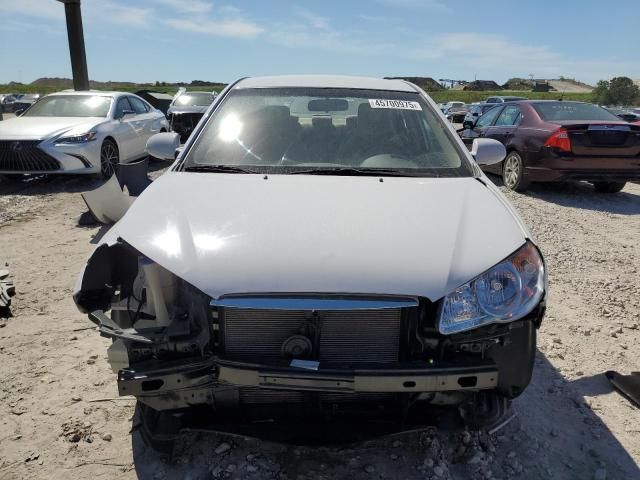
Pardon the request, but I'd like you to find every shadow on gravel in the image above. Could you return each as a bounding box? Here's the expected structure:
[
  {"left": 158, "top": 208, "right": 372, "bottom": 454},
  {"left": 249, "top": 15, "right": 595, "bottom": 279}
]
[
  {"left": 485, "top": 174, "right": 640, "bottom": 215},
  {"left": 126, "top": 350, "right": 640, "bottom": 480},
  {"left": 0, "top": 158, "right": 169, "bottom": 197},
  {"left": 0, "top": 174, "right": 100, "bottom": 196}
]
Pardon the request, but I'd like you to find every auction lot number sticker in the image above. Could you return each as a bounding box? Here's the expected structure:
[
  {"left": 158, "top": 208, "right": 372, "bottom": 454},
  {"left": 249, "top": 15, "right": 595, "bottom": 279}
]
[{"left": 369, "top": 99, "right": 422, "bottom": 110}]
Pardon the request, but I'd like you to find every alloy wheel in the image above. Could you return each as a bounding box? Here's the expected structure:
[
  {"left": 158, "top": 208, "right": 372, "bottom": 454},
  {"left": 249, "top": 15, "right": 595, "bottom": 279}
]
[
  {"left": 503, "top": 154, "right": 520, "bottom": 189},
  {"left": 100, "top": 141, "right": 118, "bottom": 178}
]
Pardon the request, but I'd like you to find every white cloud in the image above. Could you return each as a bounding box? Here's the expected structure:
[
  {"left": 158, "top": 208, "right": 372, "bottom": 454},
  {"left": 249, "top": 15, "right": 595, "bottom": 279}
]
[
  {"left": 269, "top": 10, "right": 393, "bottom": 55},
  {"left": 84, "top": 0, "right": 154, "bottom": 27},
  {"left": 407, "top": 33, "right": 639, "bottom": 83},
  {"left": 297, "top": 11, "right": 331, "bottom": 30},
  {"left": 164, "top": 18, "right": 264, "bottom": 38},
  {"left": 0, "top": 0, "right": 153, "bottom": 27},
  {"left": 376, "top": 0, "right": 451, "bottom": 13},
  {"left": 0, "top": 0, "right": 62, "bottom": 19},
  {"left": 155, "top": 0, "right": 212, "bottom": 14}
]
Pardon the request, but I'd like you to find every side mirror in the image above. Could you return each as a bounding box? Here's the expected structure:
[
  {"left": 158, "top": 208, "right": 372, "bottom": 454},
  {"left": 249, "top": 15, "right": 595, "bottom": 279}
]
[
  {"left": 472, "top": 112, "right": 479, "bottom": 117},
  {"left": 471, "top": 138, "right": 506, "bottom": 166},
  {"left": 462, "top": 119, "right": 475, "bottom": 130},
  {"left": 146, "top": 132, "right": 180, "bottom": 160},
  {"left": 14, "top": 109, "right": 25, "bottom": 117},
  {"left": 119, "top": 110, "right": 137, "bottom": 120}
]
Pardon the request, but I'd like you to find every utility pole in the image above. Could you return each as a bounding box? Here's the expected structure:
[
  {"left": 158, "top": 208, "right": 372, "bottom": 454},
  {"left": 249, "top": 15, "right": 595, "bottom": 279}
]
[{"left": 57, "top": 0, "right": 89, "bottom": 91}]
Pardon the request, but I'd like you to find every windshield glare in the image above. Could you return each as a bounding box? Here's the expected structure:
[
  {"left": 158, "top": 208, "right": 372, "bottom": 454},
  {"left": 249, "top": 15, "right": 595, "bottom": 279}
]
[
  {"left": 23, "top": 95, "right": 112, "bottom": 117},
  {"left": 185, "top": 88, "right": 471, "bottom": 177},
  {"left": 533, "top": 102, "right": 621, "bottom": 122},
  {"left": 174, "top": 93, "right": 215, "bottom": 107}
]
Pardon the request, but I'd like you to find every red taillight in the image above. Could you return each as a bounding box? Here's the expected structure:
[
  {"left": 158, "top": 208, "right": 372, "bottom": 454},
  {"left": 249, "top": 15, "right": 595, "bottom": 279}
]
[{"left": 544, "top": 128, "right": 571, "bottom": 152}]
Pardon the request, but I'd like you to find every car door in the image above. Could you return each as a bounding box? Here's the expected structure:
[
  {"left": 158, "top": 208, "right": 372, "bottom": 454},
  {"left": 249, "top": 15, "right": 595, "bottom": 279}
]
[
  {"left": 471, "top": 105, "right": 503, "bottom": 138},
  {"left": 491, "top": 105, "right": 522, "bottom": 145},
  {"left": 126, "top": 96, "right": 152, "bottom": 158},
  {"left": 110, "top": 97, "right": 137, "bottom": 161},
  {"left": 465, "top": 106, "right": 503, "bottom": 173}
]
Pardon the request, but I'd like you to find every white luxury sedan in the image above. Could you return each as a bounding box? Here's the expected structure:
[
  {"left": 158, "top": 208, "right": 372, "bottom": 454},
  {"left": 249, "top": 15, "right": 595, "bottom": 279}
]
[{"left": 0, "top": 91, "right": 169, "bottom": 178}]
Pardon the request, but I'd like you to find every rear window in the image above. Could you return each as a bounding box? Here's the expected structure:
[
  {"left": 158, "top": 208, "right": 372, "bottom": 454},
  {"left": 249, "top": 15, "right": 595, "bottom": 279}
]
[{"left": 533, "top": 102, "right": 621, "bottom": 122}]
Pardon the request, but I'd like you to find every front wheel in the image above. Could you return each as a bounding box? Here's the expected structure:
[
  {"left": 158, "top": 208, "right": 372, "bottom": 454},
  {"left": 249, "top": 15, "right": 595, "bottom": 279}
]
[
  {"left": 502, "top": 151, "right": 530, "bottom": 192},
  {"left": 100, "top": 138, "right": 119, "bottom": 178},
  {"left": 592, "top": 181, "right": 626, "bottom": 193}
]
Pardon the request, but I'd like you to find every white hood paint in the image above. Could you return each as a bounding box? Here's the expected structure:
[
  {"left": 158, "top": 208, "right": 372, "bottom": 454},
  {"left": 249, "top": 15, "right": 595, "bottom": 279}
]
[
  {"left": 0, "top": 116, "right": 103, "bottom": 140},
  {"left": 106, "top": 172, "right": 528, "bottom": 301}
]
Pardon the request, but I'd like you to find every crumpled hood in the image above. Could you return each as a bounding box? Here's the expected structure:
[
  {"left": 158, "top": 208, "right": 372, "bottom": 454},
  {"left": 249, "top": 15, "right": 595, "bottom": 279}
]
[
  {"left": 168, "top": 106, "right": 208, "bottom": 115},
  {"left": 0, "top": 116, "right": 102, "bottom": 140},
  {"left": 108, "top": 172, "right": 528, "bottom": 301}
]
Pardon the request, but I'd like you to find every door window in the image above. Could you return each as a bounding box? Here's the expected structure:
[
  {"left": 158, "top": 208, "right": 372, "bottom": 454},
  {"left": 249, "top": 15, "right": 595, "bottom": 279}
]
[
  {"left": 475, "top": 106, "right": 502, "bottom": 128},
  {"left": 115, "top": 97, "right": 132, "bottom": 118},
  {"left": 495, "top": 105, "right": 521, "bottom": 126},
  {"left": 128, "top": 96, "right": 148, "bottom": 114}
]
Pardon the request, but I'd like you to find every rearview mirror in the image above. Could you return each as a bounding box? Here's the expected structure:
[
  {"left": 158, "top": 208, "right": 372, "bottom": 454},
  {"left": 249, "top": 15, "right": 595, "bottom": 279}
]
[
  {"left": 471, "top": 138, "right": 506, "bottom": 166},
  {"left": 308, "top": 98, "right": 349, "bottom": 112},
  {"left": 146, "top": 132, "right": 180, "bottom": 160}
]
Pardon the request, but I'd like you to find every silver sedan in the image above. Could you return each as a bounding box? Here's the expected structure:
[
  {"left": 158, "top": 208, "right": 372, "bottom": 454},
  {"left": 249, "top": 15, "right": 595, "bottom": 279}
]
[{"left": 0, "top": 91, "right": 169, "bottom": 178}]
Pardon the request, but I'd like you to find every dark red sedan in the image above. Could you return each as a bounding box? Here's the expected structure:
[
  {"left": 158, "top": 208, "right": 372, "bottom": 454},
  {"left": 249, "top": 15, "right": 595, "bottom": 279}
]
[{"left": 461, "top": 101, "right": 640, "bottom": 193}]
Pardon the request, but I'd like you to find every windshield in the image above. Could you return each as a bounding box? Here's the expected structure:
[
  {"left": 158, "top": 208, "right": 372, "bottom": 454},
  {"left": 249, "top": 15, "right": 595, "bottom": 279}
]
[
  {"left": 23, "top": 95, "right": 111, "bottom": 117},
  {"left": 185, "top": 88, "right": 472, "bottom": 177},
  {"left": 174, "top": 92, "right": 215, "bottom": 107},
  {"left": 533, "top": 102, "right": 621, "bottom": 122}
]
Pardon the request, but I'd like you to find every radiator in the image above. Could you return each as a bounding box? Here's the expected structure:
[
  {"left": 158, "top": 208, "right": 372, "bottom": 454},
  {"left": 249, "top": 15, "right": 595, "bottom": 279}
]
[{"left": 221, "top": 307, "right": 402, "bottom": 365}]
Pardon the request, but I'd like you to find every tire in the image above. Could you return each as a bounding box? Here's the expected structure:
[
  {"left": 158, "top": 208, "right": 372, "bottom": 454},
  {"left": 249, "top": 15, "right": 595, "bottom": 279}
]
[
  {"left": 459, "top": 390, "right": 513, "bottom": 431},
  {"left": 502, "top": 151, "right": 530, "bottom": 192},
  {"left": 592, "top": 181, "right": 626, "bottom": 193},
  {"left": 100, "top": 138, "right": 119, "bottom": 178}
]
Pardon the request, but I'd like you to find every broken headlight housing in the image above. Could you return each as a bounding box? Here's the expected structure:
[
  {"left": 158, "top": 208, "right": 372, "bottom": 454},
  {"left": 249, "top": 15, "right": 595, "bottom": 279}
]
[{"left": 438, "top": 242, "right": 545, "bottom": 335}]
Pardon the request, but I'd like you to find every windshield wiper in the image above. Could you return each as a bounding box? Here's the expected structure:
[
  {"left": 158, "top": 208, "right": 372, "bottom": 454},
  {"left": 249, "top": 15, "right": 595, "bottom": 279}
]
[
  {"left": 183, "top": 164, "right": 259, "bottom": 174},
  {"left": 289, "top": 167, "right": 423, "bottom": 177}
]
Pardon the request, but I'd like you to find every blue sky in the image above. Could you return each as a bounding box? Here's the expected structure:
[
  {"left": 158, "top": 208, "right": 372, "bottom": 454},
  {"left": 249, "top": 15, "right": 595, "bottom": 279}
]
[{"left": 1, "top": 0, "right": 638, "bottom": 85}]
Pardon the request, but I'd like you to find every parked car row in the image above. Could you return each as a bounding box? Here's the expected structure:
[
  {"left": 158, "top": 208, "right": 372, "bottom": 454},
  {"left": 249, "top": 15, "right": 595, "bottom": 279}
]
[
  {"left": 0, "top": 91, "right": 169, "bottom": 178},
  {"left": 460, "top": 100, "right": 640, "bottom": 192},
  {"left": 0, "top": 93, "right": 40, "bottom": 114}
]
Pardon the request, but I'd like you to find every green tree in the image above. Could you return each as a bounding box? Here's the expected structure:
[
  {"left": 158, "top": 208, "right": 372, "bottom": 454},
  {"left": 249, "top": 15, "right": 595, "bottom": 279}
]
[{"left": 592, "top": 77, "right": 640, "bottom": 106}]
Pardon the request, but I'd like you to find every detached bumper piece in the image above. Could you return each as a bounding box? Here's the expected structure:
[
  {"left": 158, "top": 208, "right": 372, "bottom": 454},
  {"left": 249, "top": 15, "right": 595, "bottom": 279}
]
[
  {"left": 0, "top": 269, "right": 16, "bottom": 309},
  {"left": 89, "top": 310, "right": 153, "bottom": 344}
]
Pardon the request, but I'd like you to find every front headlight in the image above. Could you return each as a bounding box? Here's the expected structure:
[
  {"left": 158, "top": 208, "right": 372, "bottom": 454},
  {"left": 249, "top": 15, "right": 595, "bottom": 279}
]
[
  {"left": 438, "top": 241, "right": 545, "bottom": 335},
  {"left": 56, "top": 131, "right": 97, "bottom": 144}
]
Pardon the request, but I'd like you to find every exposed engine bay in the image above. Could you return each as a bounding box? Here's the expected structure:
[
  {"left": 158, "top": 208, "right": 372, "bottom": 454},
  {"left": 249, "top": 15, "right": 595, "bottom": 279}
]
[
  {"left": 74, "top": 239, "right": 544, "bottom": 425},
  {"left": 169, "top": 112, "right": 205, "bottom": 143}
]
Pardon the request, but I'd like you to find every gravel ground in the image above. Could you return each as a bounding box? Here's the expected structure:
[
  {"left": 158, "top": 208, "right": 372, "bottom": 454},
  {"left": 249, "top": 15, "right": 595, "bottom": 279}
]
[{"left": 0, "top": 172, "right": 639, "bottom": 480}]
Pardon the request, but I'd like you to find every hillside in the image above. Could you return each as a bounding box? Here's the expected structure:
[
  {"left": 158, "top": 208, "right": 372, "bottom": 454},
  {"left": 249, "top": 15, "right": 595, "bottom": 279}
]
[
  {"left": 384, "top": 77, "right": 444, "bottom": 91},
  {"left": 0, "top": 78, "right": 226, "bottom": 95}
]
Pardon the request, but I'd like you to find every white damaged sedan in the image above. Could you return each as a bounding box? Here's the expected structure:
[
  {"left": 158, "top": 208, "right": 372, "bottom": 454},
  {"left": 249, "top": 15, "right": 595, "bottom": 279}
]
[
  {"left": 74, "top": 76, "right": 546, "bottom": 441},
  {"left": 0, "top": 91, "right": 169, "bottom": 178}
]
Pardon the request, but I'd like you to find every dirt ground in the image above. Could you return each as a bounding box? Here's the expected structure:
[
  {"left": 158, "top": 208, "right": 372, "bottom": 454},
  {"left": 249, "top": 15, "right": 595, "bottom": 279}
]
[{"left": 0, "top": 172, "right": 639, "bottom": 480}]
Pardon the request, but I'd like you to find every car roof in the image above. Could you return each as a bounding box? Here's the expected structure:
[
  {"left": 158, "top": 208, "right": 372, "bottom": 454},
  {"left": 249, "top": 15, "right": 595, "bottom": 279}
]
[
  {"left": 234, "top": 75, "right": 417, "bottom": 93},
  {"left": 48, "top": 90, "right": 131, "bottom": 98}
]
